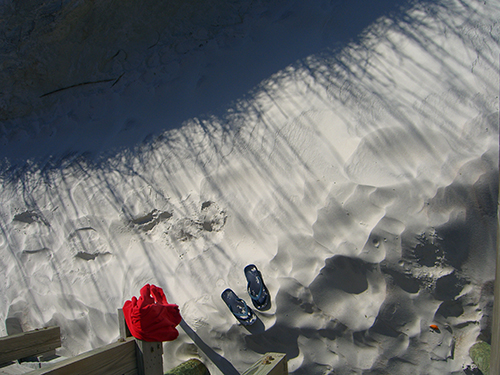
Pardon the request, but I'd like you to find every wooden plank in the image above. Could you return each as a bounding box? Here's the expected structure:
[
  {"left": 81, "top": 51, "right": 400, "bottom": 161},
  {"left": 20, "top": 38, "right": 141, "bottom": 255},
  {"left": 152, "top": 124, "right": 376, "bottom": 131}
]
[
  {"left": 242, "top": 353, "right": 288, "bottom": 375},
  {"left": 118, "top": 308, "right": 132, "bottom": 339},
  {"left": 26, "top": 337, "right": 138, "bottom": 375},
  {"left": 0, "top": 327, "right": 61, "bottom": 364},
  {"left": 5, "top": 317, "right": 46, "bottom": 363}
]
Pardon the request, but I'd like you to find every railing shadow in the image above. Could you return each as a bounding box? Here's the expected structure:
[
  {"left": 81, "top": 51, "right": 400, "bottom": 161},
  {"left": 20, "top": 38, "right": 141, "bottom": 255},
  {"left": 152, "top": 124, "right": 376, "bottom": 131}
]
[{"left": 179, "top": 319, "right": 241, "bottom": 375}]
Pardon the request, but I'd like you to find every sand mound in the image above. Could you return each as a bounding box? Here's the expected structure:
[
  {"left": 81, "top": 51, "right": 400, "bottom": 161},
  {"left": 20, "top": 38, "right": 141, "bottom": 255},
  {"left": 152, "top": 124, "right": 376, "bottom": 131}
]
[{"left": 0, "top": 0, "right": 498, "bottom": 374}]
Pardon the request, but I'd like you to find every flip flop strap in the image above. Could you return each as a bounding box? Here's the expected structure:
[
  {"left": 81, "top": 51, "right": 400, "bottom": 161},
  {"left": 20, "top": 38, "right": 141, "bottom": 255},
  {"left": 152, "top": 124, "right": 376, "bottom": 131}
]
[
  {"left": 248, "top": 279, "right": 263, "bottom": 301},
  {"left": 233, "top": 311, "right": 250, "bottom": 318},
  {"left": 230, "top": 302, "right": 250, "bottom": 318}
]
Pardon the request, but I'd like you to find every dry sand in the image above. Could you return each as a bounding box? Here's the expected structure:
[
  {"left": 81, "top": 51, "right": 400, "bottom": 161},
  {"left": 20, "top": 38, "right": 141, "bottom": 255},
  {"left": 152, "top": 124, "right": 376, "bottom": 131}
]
[{"left": 0, "top": 0, "right": 498, "bottom": 374}]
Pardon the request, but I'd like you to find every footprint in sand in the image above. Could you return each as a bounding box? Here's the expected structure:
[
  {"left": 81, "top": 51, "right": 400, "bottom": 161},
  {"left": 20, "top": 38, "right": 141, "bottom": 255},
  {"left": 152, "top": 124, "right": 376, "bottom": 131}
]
[
  {"left": 13, "top": 210, "right": 49, "bottom": 226},
  {"left": 123, "top": 184, "right": 173, "bottom": 232},
  {"left": 12, "top": 210, "right": 54, "bottom": 257},
  {"left": 68, "top": 227, "right": 109, "bottom": 260},
  {"left": 170, "top": 201, "right": 227, "bottom": 241},
  {"left": 21, "top": 228, "right": 53, "bottom": 253},
  {"left": 129, "top": 209, "right": 172, "bottom": 232},
  {"left": 199, "top": 201, "right": 227, "bottom": 232}
]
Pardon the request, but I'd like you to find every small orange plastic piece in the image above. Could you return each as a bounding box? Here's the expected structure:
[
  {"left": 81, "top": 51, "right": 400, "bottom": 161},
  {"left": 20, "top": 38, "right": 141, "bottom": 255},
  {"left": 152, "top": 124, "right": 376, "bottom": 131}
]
[{"left": 430, "top": 324, "right": 440, "bottom": 332}]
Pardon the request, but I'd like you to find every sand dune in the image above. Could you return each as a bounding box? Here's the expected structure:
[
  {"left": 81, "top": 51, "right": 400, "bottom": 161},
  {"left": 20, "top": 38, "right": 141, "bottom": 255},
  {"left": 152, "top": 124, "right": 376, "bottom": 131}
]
[{"left": 0, "top": 0, "right": 498, "bottom": 374}]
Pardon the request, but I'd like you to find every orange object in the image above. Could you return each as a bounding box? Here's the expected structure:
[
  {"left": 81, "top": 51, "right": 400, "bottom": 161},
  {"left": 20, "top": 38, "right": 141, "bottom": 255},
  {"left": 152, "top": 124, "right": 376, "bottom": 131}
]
[{"left": 430, "top": 324, "right": 440, "bottom": 332}]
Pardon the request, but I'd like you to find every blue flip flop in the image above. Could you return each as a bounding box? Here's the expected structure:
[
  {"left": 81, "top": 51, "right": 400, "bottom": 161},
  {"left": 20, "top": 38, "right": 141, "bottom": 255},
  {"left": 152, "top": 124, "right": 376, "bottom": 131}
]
[
  {"left": 221, "top": 288, "right": 257, "bottom": 326},
  {"left": 245, "top": 264, "right": 270, "bottom": 311}
]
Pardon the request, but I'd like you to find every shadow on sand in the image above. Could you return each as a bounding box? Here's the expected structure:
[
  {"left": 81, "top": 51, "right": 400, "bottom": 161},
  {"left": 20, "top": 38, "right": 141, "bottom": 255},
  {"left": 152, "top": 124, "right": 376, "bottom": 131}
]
[{"left": 179, "top": 319, "right": 241, "bottom": 375}]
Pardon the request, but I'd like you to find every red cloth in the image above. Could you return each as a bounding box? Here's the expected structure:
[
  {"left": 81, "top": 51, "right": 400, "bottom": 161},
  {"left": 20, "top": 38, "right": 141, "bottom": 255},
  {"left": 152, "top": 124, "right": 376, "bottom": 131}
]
[{"left": 123, "top": 284, "right": 182, "bottom": 342}]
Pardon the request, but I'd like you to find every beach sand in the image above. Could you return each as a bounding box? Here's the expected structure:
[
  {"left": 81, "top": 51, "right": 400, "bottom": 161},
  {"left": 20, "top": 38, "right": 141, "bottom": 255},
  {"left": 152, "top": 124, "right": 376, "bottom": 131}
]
[{"left": 0, "top": 0, "right": 498, "bottom": 373}]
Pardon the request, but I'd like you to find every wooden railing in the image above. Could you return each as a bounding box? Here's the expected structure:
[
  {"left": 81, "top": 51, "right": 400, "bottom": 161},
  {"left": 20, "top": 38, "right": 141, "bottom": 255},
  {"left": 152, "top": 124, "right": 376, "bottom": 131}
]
[
  {"left": 27, "top": 337, "right": 138, "bottom": 375},
  {"left": 0, "top": 326, "right": 61, "bottom": 366},
  {"left": 242, "top": 353, "right": 287, "bottom": 375},
  {"left": 0, "top": 310, "right": 288, "bottom": 375}
]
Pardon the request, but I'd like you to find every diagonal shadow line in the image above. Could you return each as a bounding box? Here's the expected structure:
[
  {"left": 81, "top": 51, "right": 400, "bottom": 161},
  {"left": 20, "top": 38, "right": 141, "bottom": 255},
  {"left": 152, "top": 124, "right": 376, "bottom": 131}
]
[{"left": 179, "top": 319, "right": 241, "bottom": 375}]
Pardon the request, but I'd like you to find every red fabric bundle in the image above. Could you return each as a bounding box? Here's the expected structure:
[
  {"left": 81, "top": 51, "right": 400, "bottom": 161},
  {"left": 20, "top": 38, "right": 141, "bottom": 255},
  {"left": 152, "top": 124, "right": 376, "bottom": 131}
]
[{"left": 123, "top": 284, "right": 182, "bottom": 342}]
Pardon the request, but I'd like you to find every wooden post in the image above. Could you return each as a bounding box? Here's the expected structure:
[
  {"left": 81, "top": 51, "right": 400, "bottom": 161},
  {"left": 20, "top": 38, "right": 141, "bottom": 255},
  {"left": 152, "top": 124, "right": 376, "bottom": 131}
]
[
  {"left": 490, "top": 172, "right": 500, "bottom": 375},
  {"left": 242, "top": 353, "right": 288, "bottom": 375},
  {"left": 118, "top": 308, "right": 132, "bottom": 339},
  {"left": 117, "top": 309, "right": 164, "bottom": 375},
  {"left": 135, "top": 340, "right": 164, "bottom": 375}
]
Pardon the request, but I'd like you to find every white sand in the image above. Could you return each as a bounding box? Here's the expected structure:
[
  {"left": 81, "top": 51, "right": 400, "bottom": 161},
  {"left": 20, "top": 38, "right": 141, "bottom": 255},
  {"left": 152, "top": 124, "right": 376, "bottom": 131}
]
[{"left": 0, "top": 0, "right": 498, "bottom": 374}]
